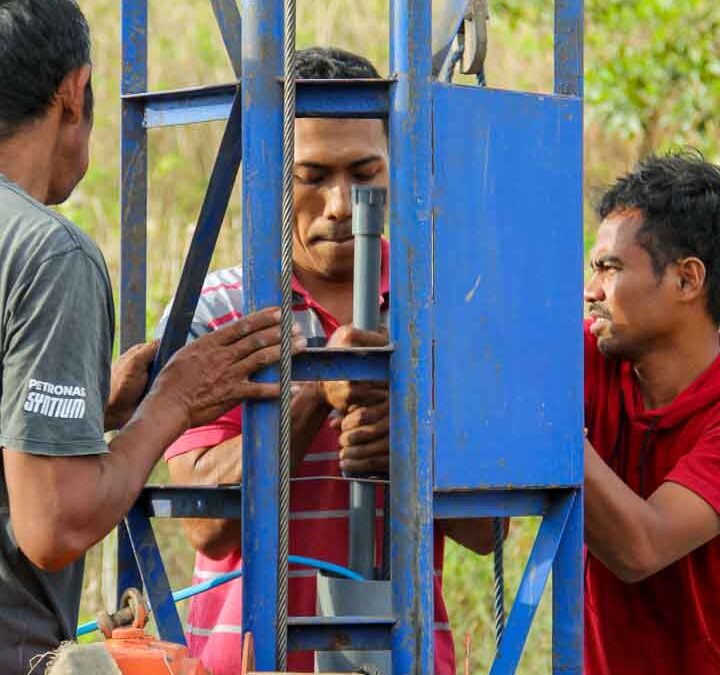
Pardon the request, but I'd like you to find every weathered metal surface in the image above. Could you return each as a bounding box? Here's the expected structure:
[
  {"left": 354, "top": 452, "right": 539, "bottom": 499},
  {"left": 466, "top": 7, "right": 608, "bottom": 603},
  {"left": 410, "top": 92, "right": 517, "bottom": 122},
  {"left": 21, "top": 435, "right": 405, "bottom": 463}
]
[
  {"left": 552, "top": 490, "right": 584, "bottom": 674},
  {"left": 316, "top": 575, "right": 392, "bottom": 671},
  {"left": 151, "top": 92, "right": 243, "bottom": 381},
  {"left": 123, "top": 504, "right": 186, "bottom": 645},
  {"left": 118, "top": 0, "right": 148, "bottom": 625},
  {"left": 389, "top": 2, "right": 435, "bottom": 674},
  {"left": 291, "top": 347, "right": 391, "bottom": 381},
  {"left": 554, "top": 0, "right": 584, "bottom": 97},
  {"left": 433, "top": 83, "right": 583, "bottom": 491},
  {"left": 211, "top": 0, "right": 243, "bottom": 78},
  {"left": 120, "top": 0, "right": 148, "bottom": 351},
  {"left": 287, "top": 617, "right": 393, "bottom": 653},
  {"left": 240, "top": 0, "right": 285, "bottom": 669},
  {"left": 123, "top": 79, "right": 392, "bottom": 129},
  {"left": 434, "top": 489, "right": 557, "bottom": 518},
  {"left": 489, "top": 492, "right": 576, "bottom": 675},
  {"left": 139, "top": 485, "right": 243, "bottom": 519}
]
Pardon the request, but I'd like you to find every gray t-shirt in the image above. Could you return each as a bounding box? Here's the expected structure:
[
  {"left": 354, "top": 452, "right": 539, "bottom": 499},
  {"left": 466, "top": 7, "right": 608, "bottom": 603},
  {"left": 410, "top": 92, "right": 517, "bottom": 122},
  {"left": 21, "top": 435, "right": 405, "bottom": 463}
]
[{"left": 0, "top": 175, "right": 114, "bottom": 675}]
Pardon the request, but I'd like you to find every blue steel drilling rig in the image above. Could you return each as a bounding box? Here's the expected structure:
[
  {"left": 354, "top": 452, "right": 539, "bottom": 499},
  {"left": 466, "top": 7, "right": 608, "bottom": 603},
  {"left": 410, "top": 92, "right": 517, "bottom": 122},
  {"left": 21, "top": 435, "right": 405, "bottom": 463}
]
[{"left": 112, "top": 0, "right": 584, "bottom": 673}]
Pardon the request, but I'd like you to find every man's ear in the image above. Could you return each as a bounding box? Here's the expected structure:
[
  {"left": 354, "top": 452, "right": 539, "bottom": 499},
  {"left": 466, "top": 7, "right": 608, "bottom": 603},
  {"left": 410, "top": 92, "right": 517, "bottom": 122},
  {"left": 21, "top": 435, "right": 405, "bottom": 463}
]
[
  {"left": 675, "top": 257, "right": 706, "bottom": 301},
  {"left": 56, "top": 64, "right": 92, "bottom": 126}
]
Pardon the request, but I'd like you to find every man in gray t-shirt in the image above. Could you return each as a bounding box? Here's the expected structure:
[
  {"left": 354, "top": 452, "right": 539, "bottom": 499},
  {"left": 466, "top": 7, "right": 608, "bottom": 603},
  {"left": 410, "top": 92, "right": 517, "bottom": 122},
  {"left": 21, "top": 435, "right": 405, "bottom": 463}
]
[
  {"left": 0, "top": 3, "right": 299, "bottom": 673},
  {"left": 0, "top": 175, "right": 116, "bottom": 670}
]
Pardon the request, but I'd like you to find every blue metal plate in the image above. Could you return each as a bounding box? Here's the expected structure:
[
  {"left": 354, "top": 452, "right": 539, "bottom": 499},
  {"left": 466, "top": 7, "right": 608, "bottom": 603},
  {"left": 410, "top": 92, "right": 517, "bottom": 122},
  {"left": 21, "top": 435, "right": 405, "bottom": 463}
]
[{"left": 432, "top": 83, "right": 583, "bottom": 490}]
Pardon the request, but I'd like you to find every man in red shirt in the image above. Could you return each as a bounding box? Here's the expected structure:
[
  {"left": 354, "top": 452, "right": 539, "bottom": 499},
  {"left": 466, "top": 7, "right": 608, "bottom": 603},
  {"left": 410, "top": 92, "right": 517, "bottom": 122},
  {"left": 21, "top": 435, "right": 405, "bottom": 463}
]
[
  {"left": 584, "top": 152, "right": 720, "bottom": 674},
  {"left": 160, "top": 47, "right": 497, "bottom": 675}
]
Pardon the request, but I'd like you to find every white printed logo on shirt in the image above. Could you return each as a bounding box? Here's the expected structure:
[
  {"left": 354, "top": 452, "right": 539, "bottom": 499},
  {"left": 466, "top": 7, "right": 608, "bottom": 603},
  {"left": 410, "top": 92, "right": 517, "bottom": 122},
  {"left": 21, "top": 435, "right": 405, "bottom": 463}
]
[{"left": 23, "top": 379, "right": 87, "bottom": 419}]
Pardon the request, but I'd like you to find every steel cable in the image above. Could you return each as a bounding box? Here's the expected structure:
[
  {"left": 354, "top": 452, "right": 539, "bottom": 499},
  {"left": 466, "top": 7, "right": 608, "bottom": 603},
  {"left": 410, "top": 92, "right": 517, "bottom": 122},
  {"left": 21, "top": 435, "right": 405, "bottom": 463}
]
[
  {"left": 277, "top": 0, "right": 296, "bottom": 668},
  {"left": 493, "top": 517, "right": 505, "bottom": 649}
]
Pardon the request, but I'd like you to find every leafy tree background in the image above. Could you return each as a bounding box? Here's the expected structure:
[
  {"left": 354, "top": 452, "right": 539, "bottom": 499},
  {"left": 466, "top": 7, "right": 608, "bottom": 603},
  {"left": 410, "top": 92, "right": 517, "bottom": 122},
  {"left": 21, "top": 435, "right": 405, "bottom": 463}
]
[{"left": 71, "top": 1, "right": 719, "bottom": 672}]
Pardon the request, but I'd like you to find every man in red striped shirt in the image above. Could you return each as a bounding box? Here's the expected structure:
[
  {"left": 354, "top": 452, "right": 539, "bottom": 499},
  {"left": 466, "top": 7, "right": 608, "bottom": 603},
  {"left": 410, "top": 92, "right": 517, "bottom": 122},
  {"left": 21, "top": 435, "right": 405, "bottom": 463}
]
[{"left": 159, "top": 47, "right": 497, "bottom": 674}]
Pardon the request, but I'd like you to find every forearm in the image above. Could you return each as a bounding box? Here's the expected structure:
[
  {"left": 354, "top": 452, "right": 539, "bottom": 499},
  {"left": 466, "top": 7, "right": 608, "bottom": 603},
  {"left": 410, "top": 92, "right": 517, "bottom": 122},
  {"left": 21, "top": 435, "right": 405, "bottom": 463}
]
[
  {"left": 8, "top": 393, "right": 189, "bottom": 571},
  {"left": 291, "top": 382, "right": 333, "bottom": 469},
  {"left": 178, "top": 435, "right": 243, "bottom": 560},
  {"left": 176, "top": 386, "right": 331, "bottom": 557},
  {"left": 584, "top": 442, "right": 661, "bottom": 582}
]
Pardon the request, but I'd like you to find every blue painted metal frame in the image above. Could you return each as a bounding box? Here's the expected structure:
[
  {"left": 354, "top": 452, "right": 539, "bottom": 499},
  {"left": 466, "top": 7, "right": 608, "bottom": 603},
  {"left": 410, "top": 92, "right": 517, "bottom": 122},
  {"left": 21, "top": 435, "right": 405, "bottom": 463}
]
[
  {"left": 239, "top": 0, "right": 285, "bottom": 668},
  {"left": 120, "top": 0, "right": 148, "bottom": 351},
  {"left": 388, "top": 2, "right": 435, "bottom": 674},
  {"left": 210, "top": 0, "right": 243, "bottom": 78},
  {"left": 125, "top": 80, "right": 392, "bottom": 129},
  {"left": 124, "top": 504, "right": 185, "bottom": 644},
  {"left": 150, "top": 91, "right": 243, "bottom": 379},
  {"left": 117, "top": 0, "right": 585, "bottom": 672}
]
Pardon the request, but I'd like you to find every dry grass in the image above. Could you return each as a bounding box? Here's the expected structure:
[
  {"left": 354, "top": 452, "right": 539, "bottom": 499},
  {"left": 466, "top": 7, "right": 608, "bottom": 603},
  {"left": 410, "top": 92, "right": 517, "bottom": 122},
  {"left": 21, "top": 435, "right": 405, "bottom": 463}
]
[{"left": 67, "top": 2, "right": 681, "bottom": 673}]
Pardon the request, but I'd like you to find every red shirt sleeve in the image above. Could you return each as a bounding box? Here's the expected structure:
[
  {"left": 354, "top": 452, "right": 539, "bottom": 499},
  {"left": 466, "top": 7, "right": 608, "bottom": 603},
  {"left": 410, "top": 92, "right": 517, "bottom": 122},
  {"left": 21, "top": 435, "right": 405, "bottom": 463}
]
[
  {"left": 164, "top": 405, "right": 243, "bottom": 461},
  {"left": 665, "top": 423, "right": 720, "bottom": 513}
]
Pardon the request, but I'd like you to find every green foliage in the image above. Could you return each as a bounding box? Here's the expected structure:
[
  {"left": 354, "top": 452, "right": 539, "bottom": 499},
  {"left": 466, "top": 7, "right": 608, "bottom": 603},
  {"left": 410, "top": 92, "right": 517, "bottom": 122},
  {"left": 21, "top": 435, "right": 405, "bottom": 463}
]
[
  {"left": 585, "top": 0, "right": 720, "bottom": 159},
  {"left": 492, "top": 0, "right": 720, "bottom": 159}
]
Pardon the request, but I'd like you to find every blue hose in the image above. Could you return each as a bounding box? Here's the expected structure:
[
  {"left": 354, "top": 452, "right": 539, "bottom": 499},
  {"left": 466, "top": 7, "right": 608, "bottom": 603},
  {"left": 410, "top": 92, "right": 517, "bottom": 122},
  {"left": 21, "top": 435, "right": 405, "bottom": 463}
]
[{"left": 77, "top": 554, "right": 364, "bottom": 637}]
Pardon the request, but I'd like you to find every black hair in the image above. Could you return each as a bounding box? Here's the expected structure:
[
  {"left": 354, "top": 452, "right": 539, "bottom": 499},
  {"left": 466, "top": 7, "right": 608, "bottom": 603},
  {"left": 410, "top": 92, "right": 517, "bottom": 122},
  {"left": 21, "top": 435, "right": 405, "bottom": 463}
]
[
  {"left": 297, "top": 47, "right": 381, "bottom": 80},
  {"left": 0, "top": 0, "right": 92, "bottom": 140},
  {"left": 597, "top": 150, "right": 720, "bottom": 324},
  {"left": 296, "top": 47, "right": 386, "bottom": 135}
]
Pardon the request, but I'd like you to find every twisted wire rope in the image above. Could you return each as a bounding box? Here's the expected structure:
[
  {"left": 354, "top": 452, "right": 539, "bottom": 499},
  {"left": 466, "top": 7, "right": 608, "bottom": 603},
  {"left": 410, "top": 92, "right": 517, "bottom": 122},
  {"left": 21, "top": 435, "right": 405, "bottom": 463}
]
[
  {"left": 493, "top": 517, "right": 506, "bottom": 649},
  {"left": 277, "top": 0, "right": 296, "bottom": 667}
]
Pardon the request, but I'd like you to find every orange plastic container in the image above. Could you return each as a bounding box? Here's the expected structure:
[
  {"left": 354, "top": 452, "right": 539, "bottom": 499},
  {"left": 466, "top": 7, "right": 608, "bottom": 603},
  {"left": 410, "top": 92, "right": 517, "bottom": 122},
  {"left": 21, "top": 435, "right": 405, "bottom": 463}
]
[{"left": 104, "top": 627, "right": 210, "bottom": 675}]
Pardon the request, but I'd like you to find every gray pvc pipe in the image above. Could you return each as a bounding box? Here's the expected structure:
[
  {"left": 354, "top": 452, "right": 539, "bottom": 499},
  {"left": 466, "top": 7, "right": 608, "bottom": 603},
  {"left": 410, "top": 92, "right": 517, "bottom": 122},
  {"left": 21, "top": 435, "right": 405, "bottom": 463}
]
[{"left": 348, "top": 186, "right": 387, "bottom": 578}]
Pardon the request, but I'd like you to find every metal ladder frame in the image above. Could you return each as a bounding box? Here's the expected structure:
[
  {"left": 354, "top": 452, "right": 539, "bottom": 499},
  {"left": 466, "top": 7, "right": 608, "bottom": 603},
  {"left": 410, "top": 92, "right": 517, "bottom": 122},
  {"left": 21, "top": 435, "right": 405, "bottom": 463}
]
[{"left": 117, "top": 1, "right": 584, "bottom": 673}]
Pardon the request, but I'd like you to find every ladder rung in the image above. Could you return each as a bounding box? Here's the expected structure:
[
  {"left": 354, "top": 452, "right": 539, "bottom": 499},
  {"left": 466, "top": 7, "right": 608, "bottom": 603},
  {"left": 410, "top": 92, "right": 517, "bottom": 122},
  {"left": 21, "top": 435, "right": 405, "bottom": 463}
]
[
  {"left": 139, "top": 485, "right": 242, "bottom": 518},
  {"left": 122, "top": 79, "right": 393, "bottom": 129},
  {"left": 288, "top": 616, "right": 394, "bottom": 653},
  {"left": 292, "top": 347, "right": 391, "bottom": 382}
]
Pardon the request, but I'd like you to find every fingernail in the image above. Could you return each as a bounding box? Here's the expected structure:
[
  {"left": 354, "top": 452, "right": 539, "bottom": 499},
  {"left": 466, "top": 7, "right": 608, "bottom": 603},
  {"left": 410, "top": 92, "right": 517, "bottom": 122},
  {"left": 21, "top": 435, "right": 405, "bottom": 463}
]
[
  {"left": 339, "top": 460, "right": 349, "bottom": 472},
  {"left": 273, "top": 309, "right": 282, "bottom": 320},
  {"left": 294, "top": 337, "right": 307, "bottom": 349},
  {"left": 292, "top": 323, "right": 302, "bottom": 336},
  {"left": 291, "top": 384, "right": 301, "bottom": 395}
]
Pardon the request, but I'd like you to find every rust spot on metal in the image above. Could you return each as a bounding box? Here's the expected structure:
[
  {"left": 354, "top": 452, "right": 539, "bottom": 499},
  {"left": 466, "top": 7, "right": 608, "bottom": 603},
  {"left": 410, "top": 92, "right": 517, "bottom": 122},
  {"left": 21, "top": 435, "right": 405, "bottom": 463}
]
[{"left": 332, "top": 633, "right": 351, "bottom": 650}]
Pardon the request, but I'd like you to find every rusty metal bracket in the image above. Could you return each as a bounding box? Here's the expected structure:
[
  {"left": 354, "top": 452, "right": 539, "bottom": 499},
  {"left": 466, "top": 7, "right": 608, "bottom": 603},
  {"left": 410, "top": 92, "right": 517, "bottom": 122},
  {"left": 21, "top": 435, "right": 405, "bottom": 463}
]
[{"left": 96, "top": 587, "right": 149, "bottom": 638}]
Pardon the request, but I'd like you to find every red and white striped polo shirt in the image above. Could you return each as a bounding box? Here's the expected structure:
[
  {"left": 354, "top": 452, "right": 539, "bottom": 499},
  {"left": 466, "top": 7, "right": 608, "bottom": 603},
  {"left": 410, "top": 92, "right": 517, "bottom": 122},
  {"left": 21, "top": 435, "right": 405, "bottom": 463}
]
[{"left": 162, "top": 240, "right": 455, "bottom": 674}]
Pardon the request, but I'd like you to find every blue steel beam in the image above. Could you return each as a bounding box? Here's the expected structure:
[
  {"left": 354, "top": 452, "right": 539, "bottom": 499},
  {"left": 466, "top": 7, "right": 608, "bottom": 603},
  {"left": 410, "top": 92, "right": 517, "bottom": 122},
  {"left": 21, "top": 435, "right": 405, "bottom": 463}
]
[
  {"left": 124, "top": 79, "right": 392, "bottom": 129},
  {"left": 552, "top": 491, "right": 584, "bottom": 674},
  {"left": 210, "top": 0, "right": 243, "bottom": 78},
  {"left": 489, "top": 491, "right": 576, "bottom": 675},
  {"left": 151, "top": 92, "right": 243, "bottom": 379},
  {"left": 554, "top": 0, "right": 584, "bottom": 96},
  {"left": 287, "top": 617, "right": 393, "bottom": 653},
  {"left": 389, "top": 0, "right": 435, "bottom": 673},
  {"left": 139, "top": 486, "right": 243, "bottom": 519},
  {"left": 117, "top": 0, "right": 148, "bottom": 613},
  {"left": 120, "top": 0, "right": 148, "bottom": 350},
  {"left": 240, "top": 0, "right": 284, "bottom": 669},
  {"left": 124, "top": 504, "right": 186, "bottom": 645},
  {"left": 434, "top": 490, "right": 559, "bottom": 519},
  {"left": 292, "top": 347, "right": 390, "bottom": 381}
]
